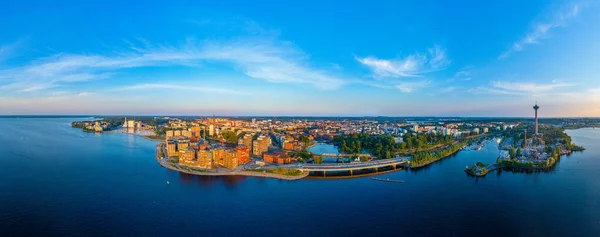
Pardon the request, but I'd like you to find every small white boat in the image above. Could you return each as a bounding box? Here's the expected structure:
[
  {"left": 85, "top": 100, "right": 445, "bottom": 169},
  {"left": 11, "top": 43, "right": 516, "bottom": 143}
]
[{"left": 166, "top": 181, "right": 170, "bottom": 185}]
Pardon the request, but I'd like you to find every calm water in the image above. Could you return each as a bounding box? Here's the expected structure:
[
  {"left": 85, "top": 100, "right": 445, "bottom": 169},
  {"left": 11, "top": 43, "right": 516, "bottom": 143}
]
[
  {"left": 1, "top": 118, "right": 599, "bottom": 237},
  {"left": 308, "top": 143, "right": 341, "bottom": 155}
]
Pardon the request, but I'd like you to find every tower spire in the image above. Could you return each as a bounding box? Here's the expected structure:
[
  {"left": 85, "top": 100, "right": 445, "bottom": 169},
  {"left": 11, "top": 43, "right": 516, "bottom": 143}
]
[{"left": 533, "top": 102, "right": 540, "bottom": 136}]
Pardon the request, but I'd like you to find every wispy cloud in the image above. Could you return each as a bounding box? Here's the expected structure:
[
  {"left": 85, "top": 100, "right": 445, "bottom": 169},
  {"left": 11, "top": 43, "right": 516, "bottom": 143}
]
[
  {"left": 499, "top": 3, "right": 580, "bottom": 59},
  {"left": 76, "top": 92, "right": 95, "bottom": 97},
  {"left": 0, "top": 39, "right": 25, "bottom": 62},
  {"left": 395, "top": 80, "right": 431, "bottom": 93},
  {"left": 0, "top": 35, "right": 350, "bottom": 93},
  {"left": 356, "top": 45, "right": 450, "bottom": 78},
  {"left": 491, "top": 80, "right": 574, "bottom": 93},
  {"left": 470, "top": 80, "right": 575, "bottom": 96},
  {"left": 440, "top": 86, "right": 462, "bottom": 93},
  {"left": 447, "top": 66, "right": 474, "bottom": 82},
  {"left": 114, "top": 83, "right": 249, "bottom": 95}
]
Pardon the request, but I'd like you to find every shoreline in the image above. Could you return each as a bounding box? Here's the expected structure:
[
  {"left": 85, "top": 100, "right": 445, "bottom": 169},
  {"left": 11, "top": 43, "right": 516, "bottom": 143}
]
[
  {"left": 408, "top": 146, "right": 464, "bottom": 169},
  {"left": 156, "top": 154, "right": 309, "bottom": 181},
  {"left": 466, "top": 150, "right": 579, "bottom": 177}
]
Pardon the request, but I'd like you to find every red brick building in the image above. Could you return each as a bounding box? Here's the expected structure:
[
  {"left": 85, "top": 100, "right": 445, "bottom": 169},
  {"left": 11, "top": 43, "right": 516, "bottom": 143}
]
[
  {"left": 263, "top": 151, "right": 292, "bottom": 164},
  {"left": 235, "top": 145, "right": 250, "bottom": 164}
]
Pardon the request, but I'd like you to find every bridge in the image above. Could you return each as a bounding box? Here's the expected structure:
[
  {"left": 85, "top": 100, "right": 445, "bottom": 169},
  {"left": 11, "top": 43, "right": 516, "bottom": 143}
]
[{"left": 295, "top": 157, "right": 409, "bottom": 177}]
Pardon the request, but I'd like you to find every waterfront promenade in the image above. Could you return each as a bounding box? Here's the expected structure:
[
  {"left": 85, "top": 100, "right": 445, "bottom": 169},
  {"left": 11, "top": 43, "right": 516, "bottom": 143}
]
[
  {"left": 156, "top": 143, "right": 408, "bottom": 179},
  {"left": 156, "top": 145, "right": 309, "bottom": 180}
]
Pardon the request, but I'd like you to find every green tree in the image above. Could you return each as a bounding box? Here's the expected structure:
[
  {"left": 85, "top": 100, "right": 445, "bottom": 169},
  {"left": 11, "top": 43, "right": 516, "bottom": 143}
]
[
  {"left": 314, "top": 156, "right": 323, "bottom": 164},
  {"left": 516, "top": 148, "right": 522, "bottom": 157},
  {"left": 509, "top": 148, "right": 516, "bottom": 159},
  {"left": 221, "top": 131, "right": 238, "bottom": 143}
]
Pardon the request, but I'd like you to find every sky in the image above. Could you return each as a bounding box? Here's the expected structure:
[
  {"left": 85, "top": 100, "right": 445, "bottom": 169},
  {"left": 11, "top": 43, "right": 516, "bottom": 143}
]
[{"left": 1, "top": 0, "right": 599, "bottom": 117}]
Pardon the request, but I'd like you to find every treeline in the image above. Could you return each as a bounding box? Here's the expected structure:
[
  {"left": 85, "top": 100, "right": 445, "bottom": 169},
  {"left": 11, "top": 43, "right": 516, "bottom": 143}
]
[
  {"left": 332, "top": 133, "right": 397, "bottom": 159},
  {"left": 401, "top": 132, "right": 454, "bottom": 151},
  {"left": 498, "top": 157, "right": 556, "bottom": 169},
  {"left": 410, "top": 141, "right": 466, "bottom": 167},
  {"left": 332, "top": 132, "right": 456, "bottom": 159}
]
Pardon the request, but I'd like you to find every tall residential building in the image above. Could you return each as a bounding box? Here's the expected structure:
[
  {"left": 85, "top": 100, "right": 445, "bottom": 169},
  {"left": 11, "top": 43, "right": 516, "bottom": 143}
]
[
  {"left": 166, "top": 130, "right": 174, "bottom": 139},
  {"left": 191, "top": 126, "right": 201, "bottom": 137},
  {"left": 166, "top": 140, "right": 177, "bottom": 157},
  {"left": 212, "top": 148, "right": 225, "bottom": 166},
  {"left": 179, "top": 148, "right": 197, "bottom": 165},
  {"left": 223, "top": 149, "right": 238, "bottom": 169},
  {"left": 177, "top": 138, "right": 190, "bottom": 151},
  {"left": 209, "top": 124, "right": 215, "bottom": 136},
  {"left": 127, "top": 119, "right": 135, "bottom": 128},
  {"left": 197, "top": 150, "right": 213, "bottom": 169},
  {"left": 252, "top": 135, "right": 271, "bottom": 157},
  {"left": 235, "top": 146, "right": 250, "bottom": 164},
  {"left": 181, "top": 130, "right": 192, "bottom": 138},
  {"left": 238, "top": 134, "right": 253, "bottom": 153}
]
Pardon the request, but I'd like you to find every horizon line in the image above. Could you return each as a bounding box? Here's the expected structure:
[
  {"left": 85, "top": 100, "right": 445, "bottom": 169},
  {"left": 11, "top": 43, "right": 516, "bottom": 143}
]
[{"left": 1, "top": 114, "right": 600, "bottom": 119}]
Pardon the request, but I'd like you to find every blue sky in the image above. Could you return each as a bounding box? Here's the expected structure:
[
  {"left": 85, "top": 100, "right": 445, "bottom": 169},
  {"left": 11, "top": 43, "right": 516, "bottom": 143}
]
[{"left": 1, "top": 0, "right": 599, "bottom": 116}]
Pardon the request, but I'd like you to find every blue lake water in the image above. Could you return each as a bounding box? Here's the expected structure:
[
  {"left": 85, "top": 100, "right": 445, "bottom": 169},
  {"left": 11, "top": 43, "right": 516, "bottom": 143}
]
[
  {"left": 1, "top": 117, "right": 599, "bottom": 236},
  {"left": 308, "top": 142, "right": 341, "bottom": 155}
]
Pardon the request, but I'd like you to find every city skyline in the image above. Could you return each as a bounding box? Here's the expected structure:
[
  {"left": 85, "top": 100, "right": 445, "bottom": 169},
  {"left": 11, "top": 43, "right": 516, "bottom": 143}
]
[{"left": 1, "top": 0, "right": 600, "bottom": 116}]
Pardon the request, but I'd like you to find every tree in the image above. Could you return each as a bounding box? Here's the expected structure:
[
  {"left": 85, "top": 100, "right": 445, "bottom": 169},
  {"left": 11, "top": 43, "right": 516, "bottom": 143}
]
[
  {"left": 516, "top": 148, "right": 522, "bottom": 157},
  {"left": 300, "top": 135, "right": 310, "bottom": 145},
  {"left": 496, "top": 157, "right": 502, "bottom": 164},
  {"left": 509, "top": 148, "right": 516, "bottom": 159},
  {"left": 314, "top": 156, "right": 323, "bottom": 164},
  {"left": 221, "top": 131, "right": 238, "bottom": 143},
  {"left": 545, "top": 145, "right": 553, "bottom": 154}
]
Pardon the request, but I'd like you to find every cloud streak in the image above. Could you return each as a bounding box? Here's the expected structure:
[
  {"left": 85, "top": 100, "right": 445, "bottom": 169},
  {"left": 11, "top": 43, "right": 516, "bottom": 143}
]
[
  {"left": 0, "top": 36, "right": 350, "bottom": 94},
  {"left": 114, "top": 83, "right": 249, "bottom": 95},
  {"left": 356, "top": 45, "right": 450, "bottom": 78},
  {"left": 395, "top": 80, "right": 431, "bottom": 93},
  {"left": 0, "top": 39, "right": 25, "bottom": 62},
  {"left": 470, "top": 80, "right": 575, "bottom": 96},
  {"left": 499, "top": 3, "right": 580, "bottom": 59}
]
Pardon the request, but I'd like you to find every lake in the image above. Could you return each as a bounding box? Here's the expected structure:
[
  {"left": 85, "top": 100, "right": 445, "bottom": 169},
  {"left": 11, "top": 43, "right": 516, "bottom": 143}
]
[{"left": 1, "top": 117, "right": 599, "bottom": 236}]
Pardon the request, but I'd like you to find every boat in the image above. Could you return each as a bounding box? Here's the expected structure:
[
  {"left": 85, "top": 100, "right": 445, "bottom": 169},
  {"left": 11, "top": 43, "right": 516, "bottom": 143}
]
[
  {"left": 371, "top": 177, "right": 405, "bottom": 183},
  {"left": 166, "top": 181, "right": 170, "bottom": 185}
]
